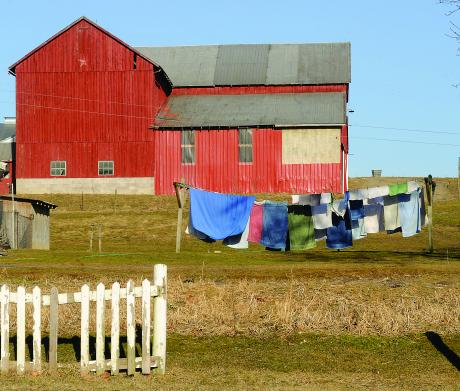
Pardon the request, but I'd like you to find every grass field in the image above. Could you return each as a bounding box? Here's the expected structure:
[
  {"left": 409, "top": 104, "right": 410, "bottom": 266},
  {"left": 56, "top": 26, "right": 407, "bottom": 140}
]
[{"left": 0, "top": 177, "right": 459, "bottom": 390}]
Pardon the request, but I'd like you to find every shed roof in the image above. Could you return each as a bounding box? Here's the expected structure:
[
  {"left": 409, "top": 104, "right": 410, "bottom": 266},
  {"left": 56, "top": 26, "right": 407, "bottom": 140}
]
[
  {"left": 153, "top": 92, "right": 346, "bottom": 129},
  {"left": 0, "top": 123, "right": 15, "bottom": 141},
  {"left": 136, "top": 43, "right": 351, "bottom": 87},
  {"left": 0, "top": 196, "right": 57, "bottom": 209}
]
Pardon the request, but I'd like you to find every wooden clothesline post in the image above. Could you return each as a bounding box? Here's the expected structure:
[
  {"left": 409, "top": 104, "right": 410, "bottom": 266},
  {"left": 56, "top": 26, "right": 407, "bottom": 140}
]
[
  {"left": 174, "top": 180, "right": 190, "bottom": 253},
  {"left": 424, "top": 175, "right": 435, "bottom": 254}
]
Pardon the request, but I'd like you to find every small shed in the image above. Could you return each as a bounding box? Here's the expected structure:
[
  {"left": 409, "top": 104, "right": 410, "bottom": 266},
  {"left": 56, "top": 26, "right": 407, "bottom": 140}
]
[{"left": 0, "top": 196, "right": 57, "bottom": 250}]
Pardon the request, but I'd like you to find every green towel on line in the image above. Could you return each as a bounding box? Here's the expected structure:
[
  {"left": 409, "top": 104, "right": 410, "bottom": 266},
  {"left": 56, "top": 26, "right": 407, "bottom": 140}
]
[
  {"left": 287, "top": 205, "right": 316, "bottom": 250},
  {"left": 389, "top": 182, "right": 408, "bottom": 196}
]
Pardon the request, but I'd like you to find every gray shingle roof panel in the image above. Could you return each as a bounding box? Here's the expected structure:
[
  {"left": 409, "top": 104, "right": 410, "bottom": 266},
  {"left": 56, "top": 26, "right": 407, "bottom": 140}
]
[
  {"left": 214, "top": 45, "right": 269, "bottom": 85},
  {"left": 298, "top": 43, "right": 351, "bottom": 84},
  {"left": 136, "top": 46, "right": 218, "bottom": 86},
  {"left": 135, "top": 42, "right": 351, "bottom": 87},
  {"left": 0, "top": 124, "right": 16, "bottom": 141},
  {"left": 154, "top": 92, "right": 346, "bottom": 128}
]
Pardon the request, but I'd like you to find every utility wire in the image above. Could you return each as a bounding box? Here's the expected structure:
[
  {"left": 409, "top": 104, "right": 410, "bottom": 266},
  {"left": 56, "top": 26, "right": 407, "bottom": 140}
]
[
  {"left": 350, "top": 124, "right": 460, "bottom": 135},
  {"left": 352, "top": 136, "right": 460, "bottom": 147}
]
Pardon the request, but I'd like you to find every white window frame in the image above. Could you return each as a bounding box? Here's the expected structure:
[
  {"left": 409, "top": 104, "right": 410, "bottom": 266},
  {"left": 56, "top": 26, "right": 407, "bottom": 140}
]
[
  {"left": 181, "top": 130, "right": 195, "bottom": 165},
  {"left": 50, "top": 160, "right": 67, "bottom": 176},
  {"left": 98, "top": 160, "right": 114, "bottom": 176},
  {"left": 238, "top": 128, "right": 253, "bottom": 164}
]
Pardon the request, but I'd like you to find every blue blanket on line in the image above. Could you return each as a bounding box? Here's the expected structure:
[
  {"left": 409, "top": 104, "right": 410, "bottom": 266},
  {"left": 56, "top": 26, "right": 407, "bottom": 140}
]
[
  {"left": 189, "top": 188, "right": 255, "bottom": 240},
  {"left": 260, "top": 201, "right": 288, "bottom": 249}
]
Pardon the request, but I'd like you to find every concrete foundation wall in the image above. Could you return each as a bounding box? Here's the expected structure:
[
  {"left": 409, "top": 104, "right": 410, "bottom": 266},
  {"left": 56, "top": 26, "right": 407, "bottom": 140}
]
[{"left": 16, "top": 177, "right": 155, "bottom": 195}]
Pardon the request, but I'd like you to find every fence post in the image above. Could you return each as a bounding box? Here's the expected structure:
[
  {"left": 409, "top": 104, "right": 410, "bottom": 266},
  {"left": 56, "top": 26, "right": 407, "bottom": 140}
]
[
  {"left": 16, "top": 286, "right": 25, "bottom": 374},
  {"left": 49, "top": 287, "right": 58, "bottom": 373},
  {"left": 141, "top": 279, "right": 151, "bottom": 375},
  {"left": 126, "top": 280, "right": 135, "bottom": 376},
  {"left": 1, "top": 285, "right": 9, "bottom": 374},
  {"left": 153, "top": 264, "right": 167, "bottom": 374},
  {"left": 96, "top": 283, "right": 105, "bottom": 375},
  {"left": 111, "top": 282, "right": 120, "bottom": 376},
  {"left": 80, "top": 284, "right": 90, "bottom": 374},
  {"left": 32, "top": 286, "right": 41, "bottom": 373}
]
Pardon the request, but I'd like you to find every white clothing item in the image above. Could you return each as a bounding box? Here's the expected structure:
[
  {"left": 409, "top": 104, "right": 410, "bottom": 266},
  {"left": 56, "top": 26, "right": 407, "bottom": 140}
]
[
  {"left": 348, "top": 188, "right": 369, "bottom": 201},
  {"left": 226, "top": 217, "right": 250, "bottom": 249},
  {"left": 320, "top": 193, "right": 332, "bottom": 204},
  {"left": 383, "top": 196, "right": 400, "bottom": 231},
  {"left": 367, "top": 185, "right": 389, "bottom": 199},
  {"left": 363, "top": 203, "right": 384, "bottom": 233},
  {"left": 292, "top": 194, "right": 321, "bottom": 206},
  {"left": 331, "top": 199, "right": 347, "bottom": 218},
  {"left": 407, "top": 181, "right": 419, "bottom": 193},
  {"left": 311, "top": 204, "right": 332, "bottom": 229}
]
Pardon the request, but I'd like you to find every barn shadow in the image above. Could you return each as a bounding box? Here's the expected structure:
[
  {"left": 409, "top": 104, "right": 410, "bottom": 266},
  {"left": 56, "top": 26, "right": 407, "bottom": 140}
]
[{"left": 425, "top": 331, "right": 460, "bottom": 371}]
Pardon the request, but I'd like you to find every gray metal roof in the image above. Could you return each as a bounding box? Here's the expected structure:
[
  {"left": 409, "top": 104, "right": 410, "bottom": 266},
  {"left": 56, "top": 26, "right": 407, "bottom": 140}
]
[
  {"left": 135, "top": 43, "right": 350, "bottom": 87},
  {"left": 0, "top": 123, "right": 16, "bottom": 141},
  {"left": 153, "top": 92, "right": 346, "bottom": 129}
]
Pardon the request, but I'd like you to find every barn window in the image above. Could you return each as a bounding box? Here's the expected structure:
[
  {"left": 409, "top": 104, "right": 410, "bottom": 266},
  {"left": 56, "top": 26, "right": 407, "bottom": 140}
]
[
  {"left": 181, "top": 130, "right": 195, "bottom": 164},
  {"left": 50, "top": 161, "right": 66, "bottom": 176},
  {"left": 98, "top": 161, "right": 114, "bottom": 176},
  {"left": 238, "top": 128, "right": 253, "bottom": 163}
]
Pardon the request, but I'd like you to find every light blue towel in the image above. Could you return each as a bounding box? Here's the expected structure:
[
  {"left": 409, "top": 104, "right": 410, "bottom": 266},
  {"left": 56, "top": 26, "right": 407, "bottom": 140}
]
[
  {"left": 190, "top": 188, "right": 255, "bottom": 240},
  {"left": 398, "top": 190, "right": 420, "bottom": 238}
]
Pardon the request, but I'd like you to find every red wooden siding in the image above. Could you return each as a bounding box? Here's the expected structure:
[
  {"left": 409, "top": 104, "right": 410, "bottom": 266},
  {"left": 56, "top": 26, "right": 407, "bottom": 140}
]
[
  {"left": 15, "top": 19, "right": 167, "bottom": 179},
  {"left": 154, "top": 127, "right": 347, "bottom": 195}
]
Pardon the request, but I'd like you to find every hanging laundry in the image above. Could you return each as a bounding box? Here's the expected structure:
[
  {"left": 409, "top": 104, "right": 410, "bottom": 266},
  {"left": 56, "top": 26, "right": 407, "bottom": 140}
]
[
  {"left": 398, "top": 190, "right": 420, "bottom": 237},
  {"left": 419, "top": 190, "right": 427, "bottom": 227},
  {"left": 311, "top": 203, "right": 333, "bottom": 229},
  {"left": 314, "top": 228, "right": 327, "bottom": 241},
  {"left": 190, "top": 188, "right": 255, "bottom": 240},
  {"left": 363, "top": 199, "right": 385, "bottom": 233},
  {"left": 351, "top": 218, "right": 367, "bottom": 240},
  {"left": 287, "top": 205, "right": 316, "bottom": 250},
  {"left": 407, "top": 181, "right": 419, "bottom": 193},
  {"left": 260, "top": 201, "right": 288, "bottom": 250},
  {"left": 349, "top": 200, "right": 364, "bottom": 221},
  {"left": 389, "top": 182, "right": 408, "bottom": 196},
  {"left": 326, "top": 208, "right": 352, "bottom": 249},
  {"left": 348, "top": 188, "right": 369, "bottom": 201},
  {"left": 224, "top": 218, "right": 250, "bottom": 249},
  {"left": 248, "top": 202, "right": 264, "bottom": 243},
  {"left": 291, "top": 194, "right": 321, "bottom": 206},
  {"left": 320, "top": 193, "right": 332, "bottom": 204},
  {"left": 383, "top": 195, "right": 400, "bottom": 231},
  {"left": 367, "top": 185, "right": 389, "bottom": 199}
]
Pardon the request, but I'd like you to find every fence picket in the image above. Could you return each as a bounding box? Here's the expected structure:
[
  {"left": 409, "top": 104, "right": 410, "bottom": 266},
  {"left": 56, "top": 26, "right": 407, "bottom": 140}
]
[
  {"left": 96, "top": 283, "right": 105, "bottom": 375},
  {"left": 1, "top": 285, "right": 9, "bottom": 374},
  {"left": 126, "top": 280, "right": 135, "bottom": 376},
  {"left": 16, "top": 286, "right": 25, "bottom": 374},
  {"left": 153, "top": 264, "right": 167, "bottom": 374},
  {"left": 49, "top": 287, "right": 58, "bottom": 373},
  {"left": 142, "top": 279, "right": 151, "bottom": 375},
  {"left": 32, "top": 286, "right": 41, "bottom": 373},
  {"left": 80, "top": 284, "right": 90, "bottom": 374},
  {"left": 110, "top": 282, "right": 120, "bottom": 375}
]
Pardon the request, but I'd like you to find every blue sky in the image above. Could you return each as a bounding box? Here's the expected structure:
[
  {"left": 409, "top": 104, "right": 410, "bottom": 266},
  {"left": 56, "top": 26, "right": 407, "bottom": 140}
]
[{"left": 1, "top": 0, "right": 459, "bottom": 177}]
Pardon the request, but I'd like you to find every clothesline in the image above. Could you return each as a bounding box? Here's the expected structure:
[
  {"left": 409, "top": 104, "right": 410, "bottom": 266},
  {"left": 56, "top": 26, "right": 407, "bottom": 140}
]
[{"left": 182, "top": 181, "right": 427, "bottom": 253}]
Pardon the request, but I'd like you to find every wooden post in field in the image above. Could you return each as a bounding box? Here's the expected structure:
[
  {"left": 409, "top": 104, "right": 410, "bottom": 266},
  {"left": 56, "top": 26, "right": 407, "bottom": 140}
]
[
  {"left": 111, "top": 282, "right": 120, "bottom": 376},
  {"left": 457, "top": 157, "right": 460, "bottom": 200},
  {"left": 174, "top": 182, "right": 184, "bottom": 254},
  {"left": 126, "top": 280, "right": 135, "bottom": 376},
  {"left": 96, "top": 283, "right": 105, "bottom": 375},
  {"left": 424, "top": 176, "right": 434, "bottom": 254},
  {"left": 89, "top": 225, "right": 94, "bottom": 252},
  {"left": 141, "top": 279, "right": 151, "bottom": 375},
  {"left": 49, "top": 287, "right": 58, "bottom": 373},
  {"left": 153, "top": 264, "right": 167, "bottom": 374},
  {"left": 16, "top": 286, "right": 25, "bottom": 374},
  {"left": 80, "top": 284, "right": 90, "bottom": 374},
  {"left": 98, "top": 225, "right": 102, "bottom": 254},
  {"left": 32, "top": 286, "right": 41, "bottom": 373},
  {"left": 80, "top": 192, "right": 84, "bottom": 211},
  {"left": 1, "top": 285, "right": 9, "bottom": 374}
]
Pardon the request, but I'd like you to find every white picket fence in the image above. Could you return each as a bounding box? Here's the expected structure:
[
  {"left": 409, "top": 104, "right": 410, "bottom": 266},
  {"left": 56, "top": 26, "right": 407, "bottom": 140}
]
[{"left": 0, "top": 264, "right": 167, "bottom": 376}]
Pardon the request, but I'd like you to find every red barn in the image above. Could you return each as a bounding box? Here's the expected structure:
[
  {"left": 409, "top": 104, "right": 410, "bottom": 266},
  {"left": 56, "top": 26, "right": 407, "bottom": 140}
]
[{"left": 9, "top": 17, "right": 350, "bottom": 195}]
